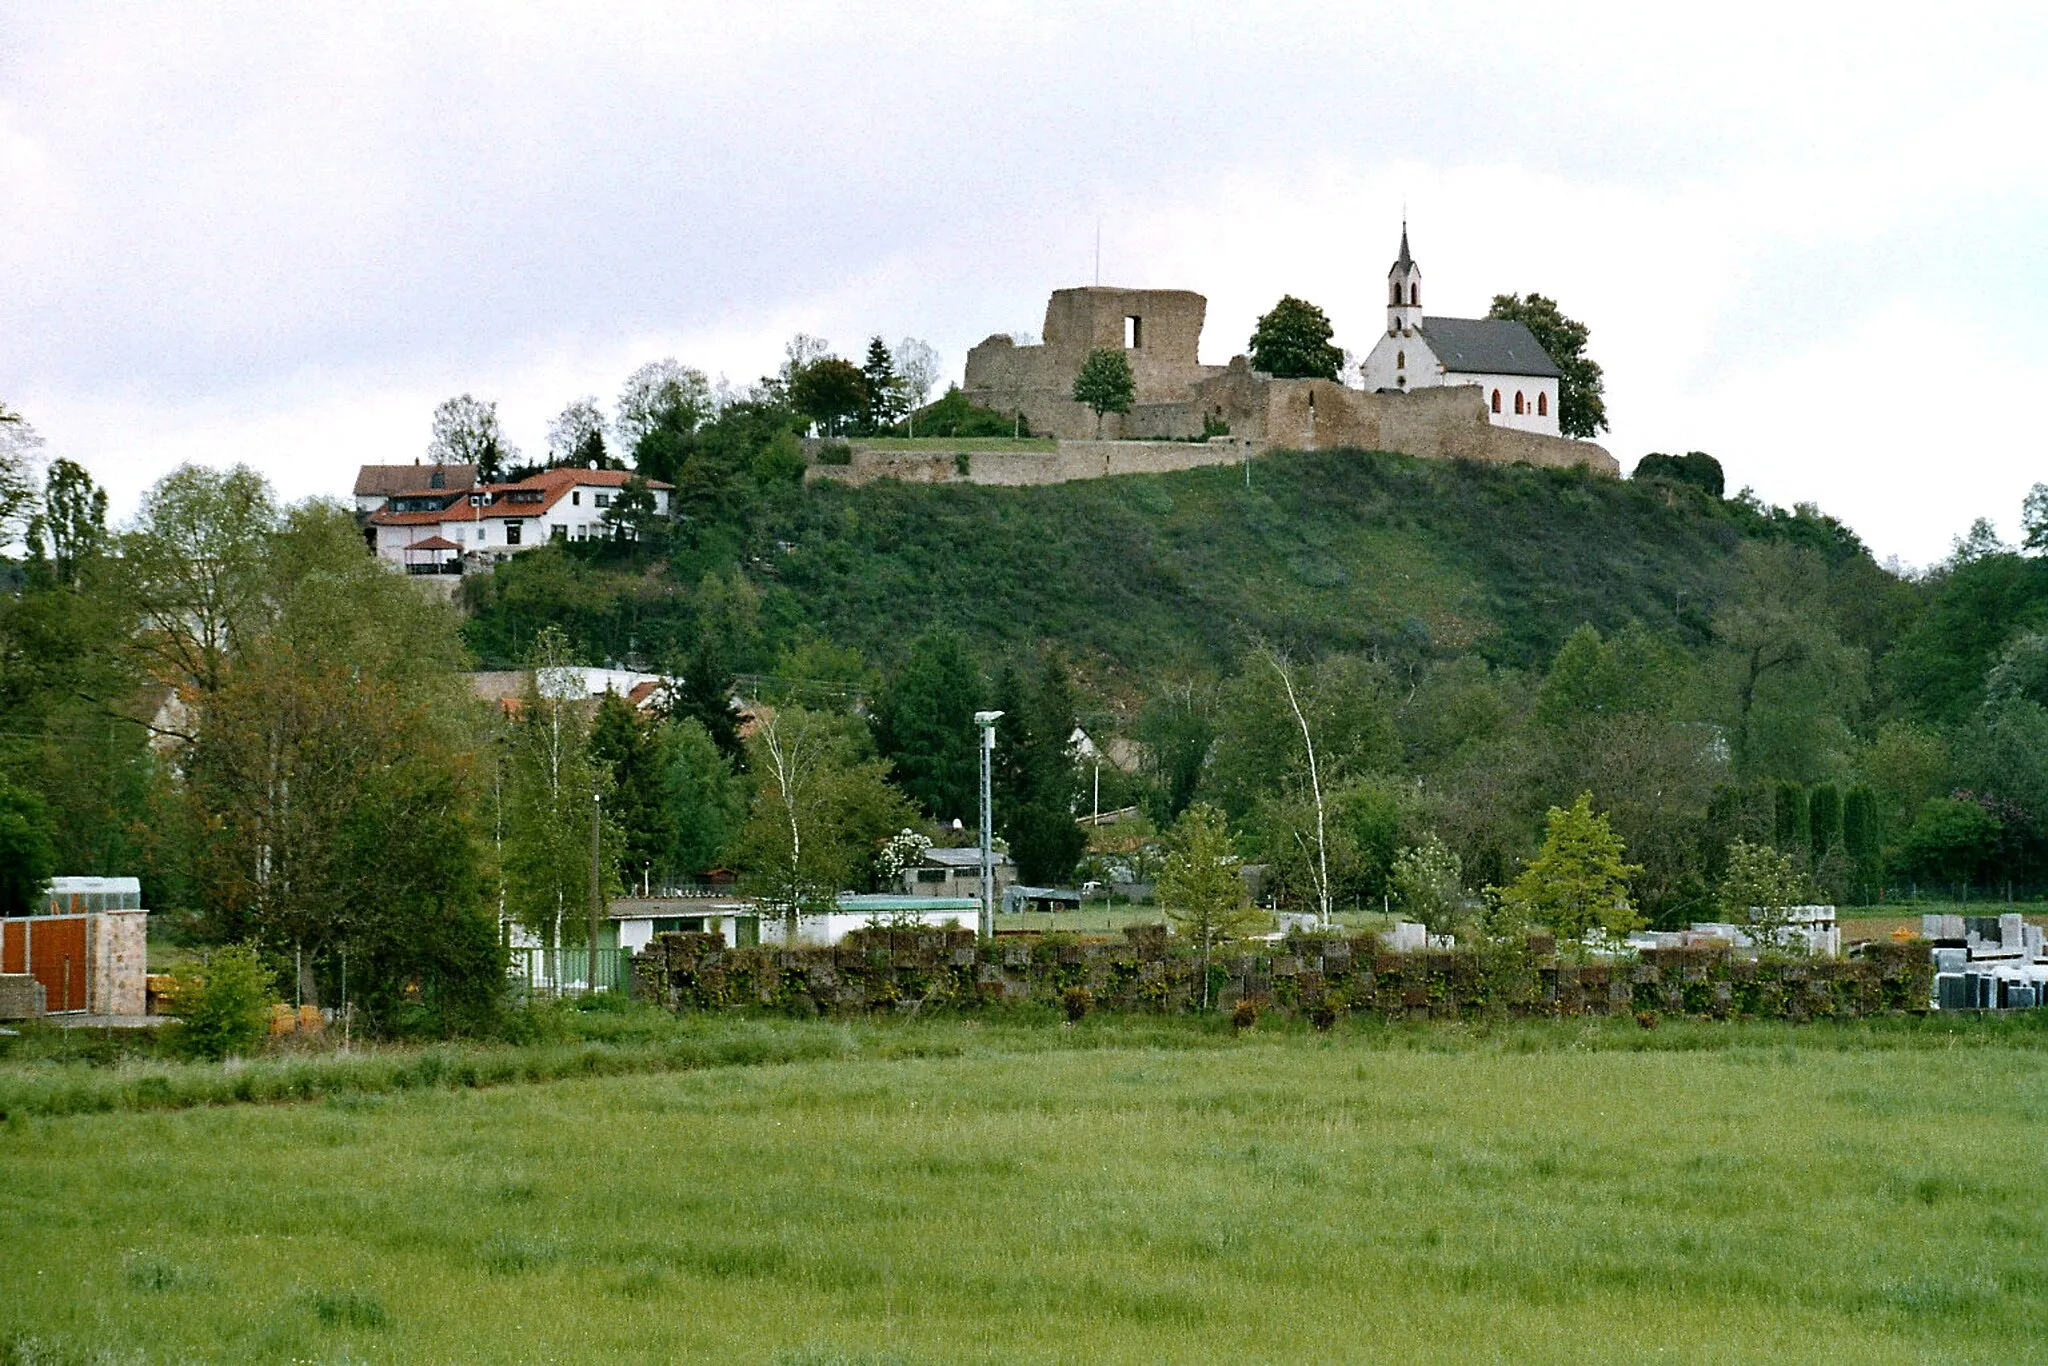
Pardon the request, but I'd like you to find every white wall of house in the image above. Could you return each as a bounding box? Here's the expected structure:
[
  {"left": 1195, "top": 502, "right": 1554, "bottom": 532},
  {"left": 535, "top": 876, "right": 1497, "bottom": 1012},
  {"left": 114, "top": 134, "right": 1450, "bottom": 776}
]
[{"left": 371, "top": 481, "right": 672, "bottom": 570}]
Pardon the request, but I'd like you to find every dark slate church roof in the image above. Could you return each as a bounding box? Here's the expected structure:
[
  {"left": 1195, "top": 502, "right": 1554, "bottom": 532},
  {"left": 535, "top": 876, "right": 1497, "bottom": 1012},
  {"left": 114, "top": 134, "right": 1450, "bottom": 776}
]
[{"left": 1418, "top": 317, "right": 1560, "bottom": 378}]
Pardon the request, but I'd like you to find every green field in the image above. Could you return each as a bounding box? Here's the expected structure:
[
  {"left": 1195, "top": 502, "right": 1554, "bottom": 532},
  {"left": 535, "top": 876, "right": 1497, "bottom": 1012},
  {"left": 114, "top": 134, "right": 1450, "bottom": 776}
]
[{"left": 4, "top": 1016, "right": 2046, "bottom": 1363}]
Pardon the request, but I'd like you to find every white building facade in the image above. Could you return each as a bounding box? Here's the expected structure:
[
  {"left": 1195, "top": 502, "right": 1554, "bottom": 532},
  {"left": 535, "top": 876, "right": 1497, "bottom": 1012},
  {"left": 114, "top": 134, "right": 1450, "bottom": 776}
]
[
  {"left": 362, "top": 467, "right": 673, "bottom": 575},
  {"left": 1359, "top": 226, "right": 1563, "bottom": 438}
]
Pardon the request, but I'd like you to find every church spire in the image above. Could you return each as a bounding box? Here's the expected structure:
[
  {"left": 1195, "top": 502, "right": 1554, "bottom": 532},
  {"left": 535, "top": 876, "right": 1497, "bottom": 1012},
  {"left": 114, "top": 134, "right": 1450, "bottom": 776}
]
[{"left": 1387, "top": 221, "right": 1422, "bottom": 335}]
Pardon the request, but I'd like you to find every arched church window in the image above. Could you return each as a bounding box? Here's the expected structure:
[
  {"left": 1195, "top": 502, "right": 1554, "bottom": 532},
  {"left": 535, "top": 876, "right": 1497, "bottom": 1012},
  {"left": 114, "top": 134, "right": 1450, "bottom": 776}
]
[
  {"left": 1409, "top": 284, "right": 1419, "bottom": 306},
  {"left": 1491, "top": 390, "right": 1501, "bottom": 413},
  {"left": 1514, "top": 391, "right": 1525, "bottom": 415},
  {"left": 1538, "top": 392, "right": 1548, "bottom": 417},
  {"left": 1396, "top": 351, "right": 1406, "bottom": 369}
]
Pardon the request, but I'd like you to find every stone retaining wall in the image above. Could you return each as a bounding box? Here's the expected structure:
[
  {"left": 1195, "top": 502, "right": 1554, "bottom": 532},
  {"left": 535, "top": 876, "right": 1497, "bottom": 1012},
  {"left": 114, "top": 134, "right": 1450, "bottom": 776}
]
[{"left": 634, "top": 926, "right": 1932, "bottom": 1023}]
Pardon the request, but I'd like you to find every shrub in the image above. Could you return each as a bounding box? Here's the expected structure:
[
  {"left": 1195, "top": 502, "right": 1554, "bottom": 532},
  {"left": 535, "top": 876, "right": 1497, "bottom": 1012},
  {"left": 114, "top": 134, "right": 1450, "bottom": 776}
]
[
  {"left": 1231, "top": 998, "right": 1259, "bottom": 1032},
  {"left": 817, "top": 442, "right": 852, "bottom": 466},
  {"left": 1062, "top": 985, "right": 1092, "bottom": 1023},
  {"left": 167, "top": 943, "right": 275, "bottom": 1061}
]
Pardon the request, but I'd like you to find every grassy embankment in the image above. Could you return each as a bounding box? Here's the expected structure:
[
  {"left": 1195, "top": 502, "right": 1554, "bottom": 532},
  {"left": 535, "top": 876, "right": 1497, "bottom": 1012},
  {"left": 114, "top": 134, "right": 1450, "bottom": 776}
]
[
  {"left": 4, "top": 1011, "right": 2048, "bottom": 1362},
  {"left": 464, "top": 447, "right": 1813, "bottom": 676}
]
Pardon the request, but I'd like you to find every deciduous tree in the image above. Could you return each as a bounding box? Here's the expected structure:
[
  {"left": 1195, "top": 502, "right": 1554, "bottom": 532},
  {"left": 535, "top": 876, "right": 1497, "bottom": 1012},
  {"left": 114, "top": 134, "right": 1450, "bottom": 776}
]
[
  {"left": 1495, "top": 793, "right": 1642, "bottom": 951},
  {"left": 1247, "top": 295, "right": 1343, "bottom": 381},
  {"left": 1070, "top": 347, "right": 1134, "bottom": 436},
  {"left": 615, "top": 359, "right": 711, "bottom": 454},
  {"left": 1158, "top": 802, "right": 1265, "bottom": 1005},
  {"left": 428, "top": 394, "right": 516, "bottom": 481}
]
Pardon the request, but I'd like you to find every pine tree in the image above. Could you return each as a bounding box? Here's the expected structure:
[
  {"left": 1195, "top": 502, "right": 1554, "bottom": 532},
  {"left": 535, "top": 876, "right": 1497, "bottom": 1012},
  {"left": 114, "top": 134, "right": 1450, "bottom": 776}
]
[
  {"left": 859, "top": 337, "right": 904, "bottom": 435},
  {"left": 871, "top": 630, "right": 984, "bottom": 821},
  {"left": 589, "top": 692, "right": 678, "bottom": 894}
]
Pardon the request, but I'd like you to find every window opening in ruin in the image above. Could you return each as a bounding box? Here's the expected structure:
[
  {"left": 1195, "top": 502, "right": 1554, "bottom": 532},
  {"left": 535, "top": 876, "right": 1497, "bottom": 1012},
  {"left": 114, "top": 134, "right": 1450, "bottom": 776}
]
[
  {"left": 1491, "top": 390, "right": 1502, "bottom": 413},
  {"left": 1538, "top": 392, "right": 1549, "bottom": 417},
  {"left": 1124, "top": 315, "right": 1142, "bottom": 349}
]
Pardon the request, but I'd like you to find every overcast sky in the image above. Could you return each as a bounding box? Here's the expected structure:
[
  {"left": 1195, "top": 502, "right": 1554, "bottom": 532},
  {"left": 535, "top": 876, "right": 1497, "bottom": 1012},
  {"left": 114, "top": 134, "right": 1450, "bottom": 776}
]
[{"left": 4, "top": 3, "right": 2045, "bottom": 566}]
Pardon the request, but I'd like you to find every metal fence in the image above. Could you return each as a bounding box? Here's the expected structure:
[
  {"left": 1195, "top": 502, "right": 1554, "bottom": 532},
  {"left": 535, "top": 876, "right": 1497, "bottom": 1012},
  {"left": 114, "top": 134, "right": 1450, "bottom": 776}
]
[{"left": 506, "top": 945, "right": 635, "bottom": 998}]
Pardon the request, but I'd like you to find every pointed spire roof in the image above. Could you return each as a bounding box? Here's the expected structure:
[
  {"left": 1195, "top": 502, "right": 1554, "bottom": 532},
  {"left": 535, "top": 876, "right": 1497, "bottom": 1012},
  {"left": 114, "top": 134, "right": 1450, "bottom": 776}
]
[{"left": 1391, "top": 221, "right": 1415, "bottom": 276}]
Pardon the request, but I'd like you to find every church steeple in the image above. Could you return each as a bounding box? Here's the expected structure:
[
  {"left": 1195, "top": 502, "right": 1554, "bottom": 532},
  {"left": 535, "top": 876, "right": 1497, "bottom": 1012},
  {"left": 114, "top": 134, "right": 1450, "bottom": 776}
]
[{"left": 1387, "top": 221, "right": 1422, "bottom": 336}]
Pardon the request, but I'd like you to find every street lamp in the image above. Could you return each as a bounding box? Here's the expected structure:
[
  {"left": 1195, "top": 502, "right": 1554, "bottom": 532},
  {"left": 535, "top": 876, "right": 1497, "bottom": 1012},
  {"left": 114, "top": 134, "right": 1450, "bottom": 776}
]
[{"left": 974, "top": 711, "right": 1003, "bottom": 939}]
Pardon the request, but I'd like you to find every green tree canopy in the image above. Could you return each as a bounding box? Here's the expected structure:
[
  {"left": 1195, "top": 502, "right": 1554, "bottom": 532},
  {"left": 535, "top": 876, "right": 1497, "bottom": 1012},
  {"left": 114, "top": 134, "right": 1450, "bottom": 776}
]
[
  {"left": 590, "top": 692, "right": 678, "bottom": 894},
  {"left": 1158, "top": 802, "right": 1266, "bottom": 1003},
  {"left": 872, "top": 630, "right": 984, "bottom": 822},
  {"left": 1632, "top": 451, "right": 1724, "bottom": 497},
  {"left": 1716, "top": 839, "right": 1810, "bottom": 949},
  {"left": 427, "top": 394, "right": 517, "bottom": 481},
  {"left": 859, "top": 337, "right": 905, "bottom": 435},
  {"left": 992, "top": 657, "right": 1087, "bottom": 885},
  {"left": 0, "top": 779, "right": 57, "bottom": 917},
  {"left": 791, "top": 357, "right": 867, "bottom": 437},
  {"left": 1485, "top": 293, "right": 1607, "bottom": 438},
  {"left": 1247, "top": 295, "right": 1343, "bottom": 381},
  {"left": 1897, "top": 796, "right": 2000, "bottom": 890},
  {"left": 1495, "top": 793, "right": 1643, "bottom": 949},
  {"left": 1070, "top": 348, "right": 1135, "bottom": 435}
]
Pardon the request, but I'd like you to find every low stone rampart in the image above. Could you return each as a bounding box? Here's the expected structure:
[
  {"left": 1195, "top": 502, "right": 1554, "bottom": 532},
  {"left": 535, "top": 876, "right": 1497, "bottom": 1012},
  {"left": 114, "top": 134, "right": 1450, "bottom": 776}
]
[
  {"left": 805, "top": 439, "right": 1255, "bottom": 489},
  {"left": 634, "top": 926, "right": 1931, "bottom": 1023}
]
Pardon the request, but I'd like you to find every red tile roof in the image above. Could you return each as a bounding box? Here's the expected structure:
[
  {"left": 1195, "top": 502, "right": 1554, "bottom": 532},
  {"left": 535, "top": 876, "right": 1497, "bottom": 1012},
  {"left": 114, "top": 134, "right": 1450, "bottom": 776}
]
[
  {"left": 364, "top": 467, "right": 673, "bottom": 526},
  {"left": 403, "top": 535, "right": 461, "bottom": 551}
]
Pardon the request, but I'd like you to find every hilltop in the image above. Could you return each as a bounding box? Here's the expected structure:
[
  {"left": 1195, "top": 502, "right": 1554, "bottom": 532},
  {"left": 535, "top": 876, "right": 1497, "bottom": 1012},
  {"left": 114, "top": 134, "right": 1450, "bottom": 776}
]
[{"left": 459, "top": 446, "right": 1875, "bottom": 682}]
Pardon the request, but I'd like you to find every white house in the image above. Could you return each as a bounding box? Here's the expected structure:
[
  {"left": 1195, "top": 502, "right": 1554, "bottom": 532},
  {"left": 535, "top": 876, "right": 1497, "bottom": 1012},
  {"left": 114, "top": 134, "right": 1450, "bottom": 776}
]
[
  {"left": 362, "top": 466, "right": 673, "bottom": 576},
  {"left": 1358, "top": 225, "right": 1563, "bottom": 437}
]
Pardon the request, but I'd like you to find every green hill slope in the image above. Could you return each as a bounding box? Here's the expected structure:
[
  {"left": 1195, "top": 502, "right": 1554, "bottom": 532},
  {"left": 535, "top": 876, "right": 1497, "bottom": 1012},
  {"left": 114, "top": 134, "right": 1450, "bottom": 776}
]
[{"left": 462, "top": 448, "right": 1862, "bottom": 678}]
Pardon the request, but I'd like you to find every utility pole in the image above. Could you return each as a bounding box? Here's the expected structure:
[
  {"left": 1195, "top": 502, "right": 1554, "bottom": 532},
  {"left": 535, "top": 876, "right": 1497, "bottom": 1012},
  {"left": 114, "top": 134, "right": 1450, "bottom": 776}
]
[
  {"left": 588, "top": 790, "right": 603, "bottom": 994},
  {"left": 975, "top": 711, "right": 1004, "bottom": 939}
]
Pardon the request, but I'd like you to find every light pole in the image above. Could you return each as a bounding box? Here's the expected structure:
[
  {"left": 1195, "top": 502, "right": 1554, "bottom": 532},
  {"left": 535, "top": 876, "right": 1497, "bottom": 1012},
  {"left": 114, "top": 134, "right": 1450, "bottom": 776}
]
[{"left": 975, "top": 710, "right": 1003, "bottom": 940}]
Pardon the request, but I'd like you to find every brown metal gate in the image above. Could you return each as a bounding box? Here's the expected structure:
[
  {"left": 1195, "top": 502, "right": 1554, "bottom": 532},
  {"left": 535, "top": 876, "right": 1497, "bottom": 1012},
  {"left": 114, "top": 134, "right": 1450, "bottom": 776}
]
[{"left": 2, "top": 915, "right": 89, "bottom": 1012}]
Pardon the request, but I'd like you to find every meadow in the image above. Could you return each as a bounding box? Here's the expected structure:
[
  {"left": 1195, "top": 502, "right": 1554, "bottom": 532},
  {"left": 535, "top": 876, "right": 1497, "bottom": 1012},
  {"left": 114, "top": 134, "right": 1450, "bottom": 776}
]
[{"left": 4, "top": 1012, "right": 2047, "bottom": 1363}]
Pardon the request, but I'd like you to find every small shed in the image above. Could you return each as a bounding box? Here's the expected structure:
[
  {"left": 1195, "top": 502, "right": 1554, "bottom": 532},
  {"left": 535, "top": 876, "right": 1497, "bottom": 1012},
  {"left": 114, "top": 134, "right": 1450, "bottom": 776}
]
[
  {"left": 900, "top": 846, "right": 1014, "bottom": 899},
  {"left": 760, "top": 895, "right": 979, "bottom": 947},
  {"left": 0, "top": 876, "right": 149, "bottom": 1018}
]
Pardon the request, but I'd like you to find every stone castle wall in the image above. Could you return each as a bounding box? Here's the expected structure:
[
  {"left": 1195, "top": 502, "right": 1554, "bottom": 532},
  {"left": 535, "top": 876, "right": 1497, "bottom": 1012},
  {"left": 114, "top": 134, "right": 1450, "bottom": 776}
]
[
  {"left": 956, "top": 285, "right": 1617, "bottom": 474},
  {"left": 806, "top": 438, "right": 1257, "bottom": 489}
]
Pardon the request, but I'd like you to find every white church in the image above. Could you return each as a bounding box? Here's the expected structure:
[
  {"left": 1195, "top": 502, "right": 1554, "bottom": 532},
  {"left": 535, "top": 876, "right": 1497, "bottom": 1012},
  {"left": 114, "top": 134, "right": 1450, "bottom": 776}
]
[{"left": 1358, "top": 226, "right": 1562, "bottom": 437}]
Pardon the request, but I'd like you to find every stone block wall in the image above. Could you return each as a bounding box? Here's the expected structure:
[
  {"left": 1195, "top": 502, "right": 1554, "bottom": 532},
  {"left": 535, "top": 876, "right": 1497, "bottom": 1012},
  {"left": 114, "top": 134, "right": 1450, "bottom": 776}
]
[
  {"left": 634, "top": 926, "right": 1933, "bottom": 1024},
  {"left": 0, "top": 973, "right": 44, "bottom": 1020}
]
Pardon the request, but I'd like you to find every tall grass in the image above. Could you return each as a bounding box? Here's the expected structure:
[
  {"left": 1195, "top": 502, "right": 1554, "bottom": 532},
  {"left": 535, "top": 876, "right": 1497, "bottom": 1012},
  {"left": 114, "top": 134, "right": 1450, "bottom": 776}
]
[{"left": 4, "top": 1023, "right": 2046, "bottom": 1362}]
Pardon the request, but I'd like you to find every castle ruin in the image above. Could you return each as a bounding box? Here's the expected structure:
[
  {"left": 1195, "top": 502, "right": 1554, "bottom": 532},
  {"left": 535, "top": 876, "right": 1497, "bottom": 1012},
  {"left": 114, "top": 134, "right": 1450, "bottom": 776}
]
[{"left": 959, "top": 284, "right": 1614, "bottom": 475}]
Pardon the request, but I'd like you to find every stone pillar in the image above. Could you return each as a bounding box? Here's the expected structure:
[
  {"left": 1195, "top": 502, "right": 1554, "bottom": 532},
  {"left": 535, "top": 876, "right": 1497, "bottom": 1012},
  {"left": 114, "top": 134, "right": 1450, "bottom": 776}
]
[{"left": 89, "top": 909, "right": 148, "bottom": 1016}]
